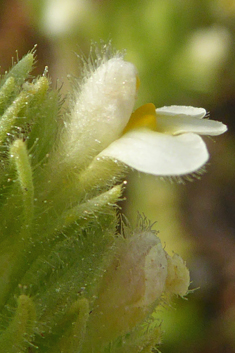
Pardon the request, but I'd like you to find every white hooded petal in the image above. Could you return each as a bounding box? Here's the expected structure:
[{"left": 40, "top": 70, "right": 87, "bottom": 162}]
[
  {"left": 156, "top": 113, "right": 227, "bottom": 136},
  {"left": 99, "top": 129, "right": 209, "bottom": 176},
  {"left": 71, "top": 57, "right": 138, "bottom": 147},
  {"left": 62, "top": 56, "right": 138, "bottom": 168}
]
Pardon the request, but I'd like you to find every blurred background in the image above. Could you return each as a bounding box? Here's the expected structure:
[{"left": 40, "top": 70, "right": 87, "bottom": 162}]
[{"left": 0, "top": 0, "right": 234, "bottom": 352}]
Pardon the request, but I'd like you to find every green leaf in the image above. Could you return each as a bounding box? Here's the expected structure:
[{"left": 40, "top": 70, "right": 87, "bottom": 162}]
[{"left": 0, "top": 295, "right": 36, "bottom": 353}]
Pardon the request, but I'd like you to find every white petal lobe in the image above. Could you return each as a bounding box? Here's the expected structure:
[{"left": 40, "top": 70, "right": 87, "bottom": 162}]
[
  {"left": 100, "top": 130, "right": 209, "bottom": 176},
  {"left": 156, "top": 105, "right": 206, "bottom": 118},
  {"left": 156, "top": 115, "right": 228, "bottom": 136}
]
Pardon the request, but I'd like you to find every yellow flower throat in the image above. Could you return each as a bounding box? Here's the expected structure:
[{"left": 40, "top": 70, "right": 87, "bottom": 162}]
[{"left": 124, "top": 103, "right": 157, "bottom": 133}]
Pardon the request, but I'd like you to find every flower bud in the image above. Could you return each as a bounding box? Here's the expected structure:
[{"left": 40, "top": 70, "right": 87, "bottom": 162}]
[
  {"left": 85, "top": 230, "right": 168, "bottom": 347},
  {"left": 165, "top": 252, "right": 190, "bottom": 297}
]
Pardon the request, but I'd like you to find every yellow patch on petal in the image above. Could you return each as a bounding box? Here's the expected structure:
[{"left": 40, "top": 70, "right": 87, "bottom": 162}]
[
  {"left": 123, "top": 103, "right": 157, "bottom": 134},
  {"left": 136, "top": 75, "right": 140, "bottom": 91}
]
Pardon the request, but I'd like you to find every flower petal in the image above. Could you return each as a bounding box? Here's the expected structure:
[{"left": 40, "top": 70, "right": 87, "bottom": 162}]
[
  {"left": 156, "top": 113, "right": 227, "bottom": 136},
  {"left": 62, "top": 56, "right": 138, "bottom": 168},
  {"left": 99, "top": 130, "right": 209, "bottom": 176},
  {"left": 156, "top": 105, "right": 206, "bottom": 118}
]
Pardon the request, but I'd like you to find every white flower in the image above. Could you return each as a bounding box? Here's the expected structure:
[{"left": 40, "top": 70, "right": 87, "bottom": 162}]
[
  {"left": 68, "top": 52, "right": 227, "bottom": 176},
  {"left": 100, "top": 102, "right": 227, "bottom": 175},
  {"left": 41, "top": 0, "right": 91, "bottom": 36}
]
